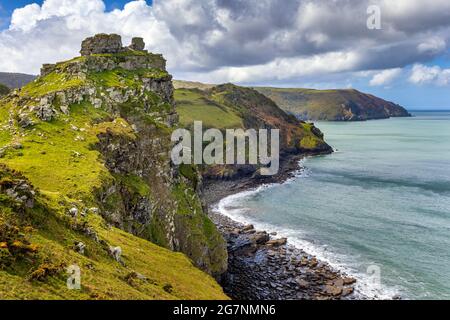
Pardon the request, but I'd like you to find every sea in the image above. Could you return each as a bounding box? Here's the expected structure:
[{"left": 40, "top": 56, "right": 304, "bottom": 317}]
[{"left": 215, "top": 111, "right": 450, "bottom": 300}]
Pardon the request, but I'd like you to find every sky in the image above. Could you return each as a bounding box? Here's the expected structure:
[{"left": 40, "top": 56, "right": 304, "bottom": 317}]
[{"left": 0, "top": 0, "right": 449, "bottom": 109}]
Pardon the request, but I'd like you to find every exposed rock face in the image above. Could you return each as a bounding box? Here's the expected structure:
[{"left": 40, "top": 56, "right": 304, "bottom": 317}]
[
  {"left": 129, "top": 37, "right": 146, "bottom": 51},
  {"left": 0, "top": 168, "right": 35, "bottom": 210},
  {"left": 4, "top": 34, "right": 228, "bottom": 279},
  {"left": 211, "top": 213, "right": 356, "bottom": 300},
  {"left": 41, "top": 37, "right": 165, "bottom": 78},
  {"left": 180, "top": 84, "right": 333, "bottom": 181},
  {"left": 80, "top": 33, "right": 124, "bottom": 56},
  {"left": 79, "top": 34, "right": 148, "bottom": 57}
]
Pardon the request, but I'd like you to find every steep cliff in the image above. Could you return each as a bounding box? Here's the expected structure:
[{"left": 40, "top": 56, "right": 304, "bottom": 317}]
[
  {"left": 175, "top": 83, "right": 332, "bottom": 180},
  {"left": 254, "top": 87, "right": 411, "bottom": 121},
  {"left": 0, "top": 34, "right": 227, "bottom": 299}
]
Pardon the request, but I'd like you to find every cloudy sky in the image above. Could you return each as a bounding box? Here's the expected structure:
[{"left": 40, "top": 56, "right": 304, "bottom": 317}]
[{"left": 1, "top": 0, "right": 449, "bottom": 109}]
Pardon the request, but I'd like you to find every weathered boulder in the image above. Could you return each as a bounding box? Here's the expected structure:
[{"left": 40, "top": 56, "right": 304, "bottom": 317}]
[
  {"left": 74, "top": 241, "right": 86, "bottom": 255},
  {"left": 0, "top": 169, "right": 36, "bottom": 210},
  {"left": 80, "top": 33, "right": 124, "bottom": 56},
  {"left": 266, "top": 238, "right": 287, "bottom": 247},
  {"left": 40, "top": 64, "right": 56, "bottom": 77},
  {"left": 109, "top": 246, "right": 122, "bottom": 262},
  {"left": 343, "top": 277, "right": 357, "bottom": 285},
  {"left": 68, "top": 207, "right": 78, "bottom": 217},
  {"left": 36, "top": 104, "right": 56, "bottom": 121},
  {"left": 249, "top": 231, "right": 270, "bottom": 245},
  {"left": 324, "top": 284, "right": 343, "bottom": 296},
  {"left": 17, "top": 113, "right": 33, "bottom": 128},
  {"left": 129, "top": 37, "right": 145, "bottom": 51}
]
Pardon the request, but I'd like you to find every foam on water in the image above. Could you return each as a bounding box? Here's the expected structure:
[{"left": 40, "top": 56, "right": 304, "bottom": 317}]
[{"left": 214, "top": 173, "right": 403, "bottom": 300}]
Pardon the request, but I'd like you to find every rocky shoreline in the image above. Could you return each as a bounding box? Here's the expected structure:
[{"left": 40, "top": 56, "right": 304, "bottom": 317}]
[{"left": 202, "top": 153, "right": 358, "bottom": 300}]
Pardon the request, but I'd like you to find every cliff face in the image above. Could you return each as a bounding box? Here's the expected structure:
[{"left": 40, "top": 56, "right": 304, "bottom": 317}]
[
  {"left": 211, "top": 84, "right": 331, "bottom": 153},
  {"left": 254, "top": 87, "right": 411, "bottom": 121},
  {"left": 0, "top": 34, "right": 228, "bottom": 299},
  {"left": 175, "top": 83, "right": 332, "bottom": 180}
]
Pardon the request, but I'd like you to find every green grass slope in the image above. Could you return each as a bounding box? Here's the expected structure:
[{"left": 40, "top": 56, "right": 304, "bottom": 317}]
[
  {"left": 173, "top": 80, "right": 215, "bottom": 91},
  {"left": 254, "top": 87, "right": 410, "bottom": 121},
  {"left": 0, "top": 167, "right": 226, "bottom": 300},
  {"left": 0, "top": 48, "right": 227, "bottom": 299},
  {"left": 175, "top": 89, "right": 243, "bottom": 129}
]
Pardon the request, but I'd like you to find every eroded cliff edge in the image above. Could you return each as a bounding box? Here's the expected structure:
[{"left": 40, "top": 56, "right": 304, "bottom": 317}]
[{"left": 0, "top": 34, "right": 227, "bottom": 299}]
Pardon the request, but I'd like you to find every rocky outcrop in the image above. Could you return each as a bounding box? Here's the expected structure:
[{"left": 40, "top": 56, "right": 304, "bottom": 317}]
[
  {"left": 80, "top": 34, "right": 147, "bottom": 56},
  {"left": 212, "top": 213, "right": 356, "bottom": 300},
  {"left": 80, "top": 33, "right": 125, "bottom": 56},
  {"left": 41, "top": 38, "right": 165, "bottom": 77},
  {"left": 129, "top": 37, "right": 146, "bottom": 51},
  {"left": 3, "top": 34, "right": 228, "bottom": 279},
  {"left": 175, "top": 84, "right": 333, "bottom": 183}
]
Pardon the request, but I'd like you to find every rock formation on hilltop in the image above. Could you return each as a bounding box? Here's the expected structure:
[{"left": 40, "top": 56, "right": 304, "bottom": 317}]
[
  {"left": 78, "top": 34, "right": 147, "bottom": 56},
  {"left": 80, "top": 34, "right": 125, "bottom": 56},
  {"left": 0, "top": 34, "right": 228, "bottom": 299}
]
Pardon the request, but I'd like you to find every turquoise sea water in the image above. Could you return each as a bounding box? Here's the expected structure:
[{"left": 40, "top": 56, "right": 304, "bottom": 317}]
[{"left": 216, "top": 111, "right": 450, "bottom": 299}]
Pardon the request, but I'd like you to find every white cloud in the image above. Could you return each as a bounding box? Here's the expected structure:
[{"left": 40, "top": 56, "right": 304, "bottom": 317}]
[
  {"left": 0, "top": 1, "right": 179, "bottom": 74},
  {"left": 184, "top": 51, "right": 361, "bottom": 84},
  {"left": 369, "top": 68, "right": 402, "bottom": 86},
  {"left": 9, "top": 4, "right": 42, "bottom": 32},
  {"left": 0, "top": 0, "right": 449, "bottom": 87},
  {"left": 417, "top": 37, "right": 446, "bottom": 55},
  {"left": 409, "top": 64, "right": 450, "bottom": 86},
  {"left": 10, "top": 0, "right": 106, "bottom": 31}
]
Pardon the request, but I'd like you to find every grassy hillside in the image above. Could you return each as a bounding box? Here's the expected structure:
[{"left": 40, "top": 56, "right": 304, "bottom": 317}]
[
  {"left": 0, "top": 37, "right": 228, "bottom": 299},
  {"left": 175, "top": 84, "right": 330, "bottom": 152},
  {"left": 254, "top": 87, "right": 410, "bottom": 121},
  {"left": 173, "top": 80, "right": 215, "bottom": 91},
  {"left": 174, "top": 84, "right": 332, "bottom": 180},
  {"left": 174, "top": 83, "right": 331, "bottom": 180},
  {"left": 0, "top": 166, "right": 226, "bottom": 299},
  {"left": 175, "top": 89, "right": 243, "bottom": 129}
]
